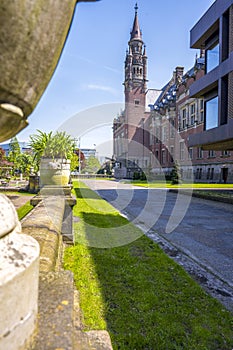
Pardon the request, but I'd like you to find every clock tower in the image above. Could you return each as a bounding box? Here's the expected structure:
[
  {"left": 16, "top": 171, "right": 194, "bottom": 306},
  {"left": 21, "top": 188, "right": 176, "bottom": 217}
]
[
  {"left": 124, "top": 3, "right": 148, "bottom": 141},
  {"left": 113, "top": 3, "right": 149, "bottom": 178}
]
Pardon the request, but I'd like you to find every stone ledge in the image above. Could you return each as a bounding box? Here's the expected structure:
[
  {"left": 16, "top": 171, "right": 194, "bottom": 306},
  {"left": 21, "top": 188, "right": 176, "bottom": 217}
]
[
  {"left": 20, "top": 195, "right": 113, "bottom": 349},
  {"left": 21, "top": 198, "right": 65, "bottom": 272}
]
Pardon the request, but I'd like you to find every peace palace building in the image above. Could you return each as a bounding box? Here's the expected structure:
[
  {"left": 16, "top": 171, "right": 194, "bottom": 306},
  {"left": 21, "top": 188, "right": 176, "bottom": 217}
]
[{"left": 113, "top": 0, "right": 233, "bottom": 183}]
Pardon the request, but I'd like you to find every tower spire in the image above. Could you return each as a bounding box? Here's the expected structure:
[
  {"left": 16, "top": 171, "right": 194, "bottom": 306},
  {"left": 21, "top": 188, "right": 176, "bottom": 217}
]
[{"left": 130, "top": 3, "right": 142, "bottom": 40}]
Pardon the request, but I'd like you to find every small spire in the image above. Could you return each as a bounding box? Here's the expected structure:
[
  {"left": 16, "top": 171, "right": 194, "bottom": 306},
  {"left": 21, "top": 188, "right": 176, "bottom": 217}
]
[
  {"left": 135, "top": 3, "right": 138, "bottom": 14},
  {"left": 143, "top": 45, "right": 147, "bottom": 56}
]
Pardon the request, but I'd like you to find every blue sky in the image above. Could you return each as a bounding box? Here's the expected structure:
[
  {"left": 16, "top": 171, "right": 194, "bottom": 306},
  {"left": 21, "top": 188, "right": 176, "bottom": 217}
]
[{"left": 15, "top": 0, "right": 215, "bottom": 151}]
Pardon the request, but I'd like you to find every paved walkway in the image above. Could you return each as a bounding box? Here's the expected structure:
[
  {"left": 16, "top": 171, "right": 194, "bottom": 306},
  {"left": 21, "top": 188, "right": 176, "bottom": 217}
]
[
  {"left": 82, "top": 179, "right": 233, "bottom": 289},
  {"left": 4, "top": 193, "right": 34, "bottom": 209}
]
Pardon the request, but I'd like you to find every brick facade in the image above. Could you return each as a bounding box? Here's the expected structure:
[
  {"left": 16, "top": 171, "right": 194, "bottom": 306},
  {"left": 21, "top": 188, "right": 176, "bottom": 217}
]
[{"left": 113, "top": 2, "right": 233, "bottom": 182}]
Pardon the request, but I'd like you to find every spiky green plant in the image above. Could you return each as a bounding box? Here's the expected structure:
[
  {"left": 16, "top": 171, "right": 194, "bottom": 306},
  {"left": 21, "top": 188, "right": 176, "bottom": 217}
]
[{"left": 29, "top": 130, "right": 75, "bottom": 171}]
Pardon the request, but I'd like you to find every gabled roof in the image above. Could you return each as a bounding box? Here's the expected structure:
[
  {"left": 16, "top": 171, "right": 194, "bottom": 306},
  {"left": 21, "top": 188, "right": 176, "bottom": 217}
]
[{"left": 146, "top": 89, "right": 162, "bottom": 112}]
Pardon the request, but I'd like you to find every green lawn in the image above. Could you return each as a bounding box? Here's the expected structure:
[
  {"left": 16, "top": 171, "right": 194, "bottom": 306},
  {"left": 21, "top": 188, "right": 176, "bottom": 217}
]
[
  {"left": 0, "top": 191, "right": 34, "bottom": 220},
  {"left": 64, "top": 180, "right": 233, "bottom": 349},
  {"left": 131, "top": 180, "right": 233, "bottom": 189},
  {"left": 17, "top": 200, "right": 34, "bottom": 220}
]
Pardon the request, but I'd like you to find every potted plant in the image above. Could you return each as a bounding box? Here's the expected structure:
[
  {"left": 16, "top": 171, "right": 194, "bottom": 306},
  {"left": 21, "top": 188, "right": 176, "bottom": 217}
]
[{"left": 29, "top": 130, "right": 75, "bottom": 187}]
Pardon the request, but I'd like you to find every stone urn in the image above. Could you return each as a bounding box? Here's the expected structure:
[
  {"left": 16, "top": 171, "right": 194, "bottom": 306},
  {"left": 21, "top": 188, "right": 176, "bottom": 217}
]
[
  {"left": 0, "top": 0, "right": 98, "bottom": 142},
  {"left": 40, "top": 158, "right": 71, "bottom": 187}
]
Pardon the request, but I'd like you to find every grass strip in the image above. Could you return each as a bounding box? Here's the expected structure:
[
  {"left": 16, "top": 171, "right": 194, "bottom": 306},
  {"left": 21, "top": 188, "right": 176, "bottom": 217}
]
[
  {"left": 64, "top": 180, "right": 233, "bottom": 349},
  {"left": 17, "top": 201, "right": 34, "bottom": 220},
  {"left": 131, "top": 180, "right": 233, "bottom": 189}
]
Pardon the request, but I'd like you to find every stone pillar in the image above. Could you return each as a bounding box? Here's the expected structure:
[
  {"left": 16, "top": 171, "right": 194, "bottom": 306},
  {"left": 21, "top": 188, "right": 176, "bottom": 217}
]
[
  {"left": 61, "top": 197, "right": 77, "bottom": 244},
  {"left": 0, "top": 194, "right": 40, "bottom": 350}
]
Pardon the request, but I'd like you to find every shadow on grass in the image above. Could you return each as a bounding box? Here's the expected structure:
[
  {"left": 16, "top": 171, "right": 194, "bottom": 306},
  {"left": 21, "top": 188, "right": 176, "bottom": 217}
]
[
  {"left": 81, "top": 212, "right": 128, "bottom": 228},
  {"left": 74, "top": 187, "right": 102, "bottom": 200},
  {"left": 67, "top": 181, "right": 233, "bottom": 349},
  {"left": 75, "top": 212, "right": 144, "bottom": 248},
  {"left": 82, "top": 236, "right": 233, "bottom": 349}
]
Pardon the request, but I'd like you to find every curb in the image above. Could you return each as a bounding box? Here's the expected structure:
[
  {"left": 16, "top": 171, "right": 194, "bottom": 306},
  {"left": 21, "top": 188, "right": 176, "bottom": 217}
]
[{"left": 169, "top": 188, "right": 233, "bottom": 204}]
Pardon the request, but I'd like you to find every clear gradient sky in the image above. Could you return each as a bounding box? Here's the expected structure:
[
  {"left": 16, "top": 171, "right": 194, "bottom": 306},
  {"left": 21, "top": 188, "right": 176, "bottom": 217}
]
[{"left": 15, "top": 0, "right": 215, "bottom": 149}]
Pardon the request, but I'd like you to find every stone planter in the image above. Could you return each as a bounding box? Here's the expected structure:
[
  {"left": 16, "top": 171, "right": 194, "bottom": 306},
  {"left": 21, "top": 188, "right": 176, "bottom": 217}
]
[
  {"left": 40, "top": 158, "right": 71, "bottom": 187},
  {"left": 29, "top": 175, "right": 40, "bottom": 193},
  {"left": 0, "top": 0, "right": 98, "bottom": 142}
]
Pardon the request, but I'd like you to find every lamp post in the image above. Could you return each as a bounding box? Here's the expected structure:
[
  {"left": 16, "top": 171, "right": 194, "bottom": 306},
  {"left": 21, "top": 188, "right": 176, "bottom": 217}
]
[{"left": 79, "top": 137, "right": 81, "bottom": 175}]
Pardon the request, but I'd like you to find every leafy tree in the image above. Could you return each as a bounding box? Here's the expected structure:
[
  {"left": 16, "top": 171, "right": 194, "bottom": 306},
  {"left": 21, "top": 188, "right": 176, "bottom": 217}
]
[
  {"left": 0, "top": 147, "right": 6, "bottom": 162},
  {"left": 8, "top": 137, "right": 21, "bottom": 164},
  {"left": 0, "top": 147, "right": 13, "bottom": 177},
  {"left": 7, "top": 137, "right": 22, "bottom": 175},
  {"left": 16, "top": 153, "right": 34, "bottom": 176},
  {"left": 82, "top": 155, "right": 100, "bottom": 174},
  {"left": 170, "top": 161, "right": 182, "bottom": 184},
  {"left": 70, "top": 152, "right": 79, "bottom": 172}
]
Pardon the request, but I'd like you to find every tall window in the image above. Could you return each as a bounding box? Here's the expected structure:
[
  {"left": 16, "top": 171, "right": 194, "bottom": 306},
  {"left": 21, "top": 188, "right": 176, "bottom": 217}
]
[
  {"left": 182, "top": 109, "right": 186, "bottom": 129},
  {"left": 197, "top": 147, "right": 203, "bottom": 159},
  {"left": 170, "top": 146, "right": 174, "bottom": 163},
  {"left": 170, "top": 119, "right": 175, "bottom": 138},
  {"left": 200, "top": 99, "right": 204, "bottom": 122},
  {"left": 210, "top": 168, "right": 214, "bottom": 180},
  {"left": 206, "top": 40, "right": 219, "bottom": 73},
  {"left": 188, "top": 147, "right": 193, "bottom": 160},
  {"left": 208, "top": 150, "right": 215, "bottom": 158},
  {"left": 190, "top": 103, "right": 195, "bottom": 125},
  {"left": 162, "top": 127, "right": 167, "bottom": 142},
  {"left": 180, "top": 141, "right": 184, "bottom": 160},
  {"left": 205, "top": 96, "right": 218, "bottom": 130},
  {"left": 221, "top": 150, "right": 230, "bottom": 157},
  {"left": 161, "top": 149, "right": 166, "bottom": 164}
]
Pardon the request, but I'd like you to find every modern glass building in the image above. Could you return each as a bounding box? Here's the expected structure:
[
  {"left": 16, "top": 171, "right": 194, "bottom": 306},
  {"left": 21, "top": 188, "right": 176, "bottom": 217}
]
[{"left": 188, "top": 0, "right": 233, "bottom": 151}]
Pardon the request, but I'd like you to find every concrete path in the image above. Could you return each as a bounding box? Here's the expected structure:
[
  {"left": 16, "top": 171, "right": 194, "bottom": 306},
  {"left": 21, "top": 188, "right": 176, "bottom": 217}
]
[
  {"left": 82, "top": 179, "right": 233, "bottom": 292},
  {"left": 5, "top": 193, "right": 34, "bottom": 209}
]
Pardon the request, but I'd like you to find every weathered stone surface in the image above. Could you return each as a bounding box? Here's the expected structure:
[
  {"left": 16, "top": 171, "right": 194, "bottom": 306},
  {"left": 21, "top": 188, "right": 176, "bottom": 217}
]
[
  {"left": 0, "top": 194, "right": 19, "bottom": 238},
  {"left": 32, "top": 271, "right": 74, "bottom": 350},
  {"left": 0, "top": 0, "right": 78, "bottom": 141},
  {"left": 22, "top": 197, "right": 65, "bottom": 272},
  {"left": 0, "top": 230, "right": 40, "bottom": 350}
]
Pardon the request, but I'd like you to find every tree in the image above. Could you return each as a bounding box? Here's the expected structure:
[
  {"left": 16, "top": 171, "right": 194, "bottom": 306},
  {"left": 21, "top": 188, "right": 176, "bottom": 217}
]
[
  {"left": 0, "top": 147, "right": 13, "bottom": 177},
  {"left": 0, "top": 147, "right": 6, "bottom": 162},
  {"left": 8, "top": 137, "right": 21, "bottom": 164},
  {"left": 82, "top": 155, "right": 100, "bottom": 174},
  {"left": 170, "top": 161, "right": 182, "bottom": 184},
  {"left": 70, "top": 152, "right": 79, "bottom": 172},
  {"left": 16, "top": 153, "right": 34, "bottom": 177},
  {"left": 7, "top": 137, "right": 21, "bottom": 175}
]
